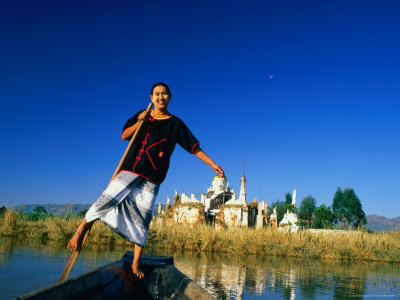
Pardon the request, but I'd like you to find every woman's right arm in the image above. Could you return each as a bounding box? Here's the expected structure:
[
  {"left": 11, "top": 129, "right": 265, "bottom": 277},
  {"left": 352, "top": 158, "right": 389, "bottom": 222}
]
[{"left": 121, "top": 111, "right": 149, "bottom": 140}]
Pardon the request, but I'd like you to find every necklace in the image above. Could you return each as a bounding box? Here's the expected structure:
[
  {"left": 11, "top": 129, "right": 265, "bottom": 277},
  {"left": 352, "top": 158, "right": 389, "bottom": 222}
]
[{"left": 151, "top": 110, "right": 171, "bottom": 119}]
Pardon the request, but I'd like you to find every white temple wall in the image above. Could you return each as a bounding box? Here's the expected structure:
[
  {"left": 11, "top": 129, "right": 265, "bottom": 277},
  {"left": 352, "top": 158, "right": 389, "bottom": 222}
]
[
  {"left": 181, "top": 193, "right": 190, "bottom": 203},
  {"left": 174, "top": 205, "right": 203, "bottom": 225},
  {"left": 222, "top": 206, "right": 248, "bottom": 227}
]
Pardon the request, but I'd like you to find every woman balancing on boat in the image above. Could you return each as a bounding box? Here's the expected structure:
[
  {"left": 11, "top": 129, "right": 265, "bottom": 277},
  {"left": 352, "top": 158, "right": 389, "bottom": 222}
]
[{"left": 67, "top": 82, "right": 224, "bottom": 279}]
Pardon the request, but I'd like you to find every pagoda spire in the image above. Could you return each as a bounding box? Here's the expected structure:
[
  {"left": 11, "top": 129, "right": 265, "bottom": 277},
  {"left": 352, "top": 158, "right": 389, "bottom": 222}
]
[{"left": 239, "top": 156, "right": 247, "bottom": 204}]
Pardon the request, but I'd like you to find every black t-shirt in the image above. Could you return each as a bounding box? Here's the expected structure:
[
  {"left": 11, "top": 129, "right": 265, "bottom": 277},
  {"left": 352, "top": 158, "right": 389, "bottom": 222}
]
[{"left": 121, "top": 110, "right": 200, "bottom": 184}]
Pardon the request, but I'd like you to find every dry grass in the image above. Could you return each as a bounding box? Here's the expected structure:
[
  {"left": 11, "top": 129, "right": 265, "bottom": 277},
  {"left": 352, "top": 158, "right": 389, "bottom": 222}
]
[
  {"left": 1, "top": 210, "right": 19, "bottom": 236},
  {"left": 1, "top": 214, "right": 399, "bottom": 263},
  {"left": 146, "top": 224, "right": 400, "bottom": 262}
]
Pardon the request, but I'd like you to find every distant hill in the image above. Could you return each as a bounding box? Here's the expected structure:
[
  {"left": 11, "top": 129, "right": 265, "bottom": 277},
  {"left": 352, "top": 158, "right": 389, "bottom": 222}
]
[
  {"left": 9, "top": 203, "right": 161, "bottom": 217},
  {"left": 366, "top": 214, "right": 400, "bottom": 231},
  {"left": 10, "top": 204, "right": 91, "bottom": 216}
]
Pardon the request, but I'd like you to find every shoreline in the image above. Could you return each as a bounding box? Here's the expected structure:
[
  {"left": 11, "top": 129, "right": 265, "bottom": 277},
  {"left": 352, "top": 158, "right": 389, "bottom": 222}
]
[{"left": 1, "top": 211, "right": 399, "bottom": 263}]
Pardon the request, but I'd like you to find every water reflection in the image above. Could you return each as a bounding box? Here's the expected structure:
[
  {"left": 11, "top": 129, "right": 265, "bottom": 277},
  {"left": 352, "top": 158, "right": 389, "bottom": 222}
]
[
  {"left": 0, "top": 238, "right": 399, "bottom": 300},
  {"left": 0, "top": 238, "right": 132, "bottom": 299},
  {"left": 166, "top": 251, "right": 400, "bottom": 300}
]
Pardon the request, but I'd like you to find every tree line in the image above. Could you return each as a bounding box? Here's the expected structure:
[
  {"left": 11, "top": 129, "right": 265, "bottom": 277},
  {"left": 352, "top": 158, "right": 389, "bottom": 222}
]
[
  {"left": 268, "top": 187, "right": 367, "bottom": 229},
  {"left": 10, "top": 206, "right": 89, "bottom": 221}
]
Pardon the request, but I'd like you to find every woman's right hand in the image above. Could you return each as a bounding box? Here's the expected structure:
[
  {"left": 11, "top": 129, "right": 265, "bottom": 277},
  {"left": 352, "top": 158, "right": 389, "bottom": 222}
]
[
  {"left": 121, "top": 110, "right": 149, "bottom": 141},
  {"left": 138, "top": 110, "right": 149, "bottom": 122}
]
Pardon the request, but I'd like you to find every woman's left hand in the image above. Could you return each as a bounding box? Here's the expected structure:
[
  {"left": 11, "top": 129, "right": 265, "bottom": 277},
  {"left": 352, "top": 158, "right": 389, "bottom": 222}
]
[{"left": 212, "top": 164, "right": 225, "bottom": 178}]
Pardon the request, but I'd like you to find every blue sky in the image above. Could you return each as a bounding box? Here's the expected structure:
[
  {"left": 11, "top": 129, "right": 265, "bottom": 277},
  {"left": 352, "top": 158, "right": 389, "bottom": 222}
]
[{"left": 1, "top": 0, "right": 399, "bottom": 218}]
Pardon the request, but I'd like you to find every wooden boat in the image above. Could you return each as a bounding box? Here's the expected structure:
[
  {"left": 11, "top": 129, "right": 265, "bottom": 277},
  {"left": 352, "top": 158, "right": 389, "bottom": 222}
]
[{"left": 17, "top": 251, "right": 214, "bottom": 300}]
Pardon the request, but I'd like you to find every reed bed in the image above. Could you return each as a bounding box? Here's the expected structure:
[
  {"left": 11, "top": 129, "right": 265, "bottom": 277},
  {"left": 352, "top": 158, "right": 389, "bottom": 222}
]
[
  {"left": 1, "top": 211, "right": 399, "bottom": 263},
  {"left": 148, "top": 224, "right": 400, "bottom": 263}
]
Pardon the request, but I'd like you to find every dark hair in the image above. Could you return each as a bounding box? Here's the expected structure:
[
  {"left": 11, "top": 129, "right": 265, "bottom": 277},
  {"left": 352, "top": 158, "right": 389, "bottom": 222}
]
[{"left": 151, "top": 82, "right": 171, "bottom": 96}]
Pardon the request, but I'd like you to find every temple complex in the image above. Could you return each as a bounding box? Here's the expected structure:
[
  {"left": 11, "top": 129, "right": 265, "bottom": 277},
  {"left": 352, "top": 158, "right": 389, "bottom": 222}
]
[{"left": 155, "top": 172, "right": 298, "bottom": 231}]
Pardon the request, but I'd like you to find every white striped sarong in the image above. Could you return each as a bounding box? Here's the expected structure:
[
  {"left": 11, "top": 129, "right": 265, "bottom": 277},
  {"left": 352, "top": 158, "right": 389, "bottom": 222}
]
[{"left": 85, "top": 171, "right": 160, "bottom": 247}]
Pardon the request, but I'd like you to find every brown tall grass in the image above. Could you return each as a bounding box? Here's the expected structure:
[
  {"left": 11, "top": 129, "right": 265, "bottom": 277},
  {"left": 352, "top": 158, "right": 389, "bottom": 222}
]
[
  {"left": 3, "top": 210, "right": 19, "bottom": 229},
  {"left": 1, "top": 214, "right": 399, "bottom": 263},
  {"left": 147, "top": 225, "right": 400, "bottom": 262}
]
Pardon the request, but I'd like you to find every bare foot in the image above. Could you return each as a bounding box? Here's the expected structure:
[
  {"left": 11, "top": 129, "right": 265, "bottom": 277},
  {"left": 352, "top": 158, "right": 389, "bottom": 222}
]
[
  {"left": 131, "top": 261, "right": 144, "bottom": 279},
  {"left": 67, "top": 230, "right": 83, "bottom": 251}
]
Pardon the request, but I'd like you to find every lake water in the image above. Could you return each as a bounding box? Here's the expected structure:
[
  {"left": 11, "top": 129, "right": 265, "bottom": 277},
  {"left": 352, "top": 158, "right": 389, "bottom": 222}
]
[{"left": 0, "top": 238, "right": 399, "bottom": 299}]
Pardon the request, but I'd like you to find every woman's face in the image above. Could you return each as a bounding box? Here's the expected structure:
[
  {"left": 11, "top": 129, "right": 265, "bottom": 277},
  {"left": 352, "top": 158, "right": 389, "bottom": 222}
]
[{"left": 150, "top": 85, "right": 170, "bottom": 111}]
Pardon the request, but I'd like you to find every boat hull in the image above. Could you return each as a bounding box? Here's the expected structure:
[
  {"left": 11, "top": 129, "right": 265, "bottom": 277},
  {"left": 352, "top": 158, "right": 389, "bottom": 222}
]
[{"left": 17, "top": 251, "right": 214, "bottom": 300}]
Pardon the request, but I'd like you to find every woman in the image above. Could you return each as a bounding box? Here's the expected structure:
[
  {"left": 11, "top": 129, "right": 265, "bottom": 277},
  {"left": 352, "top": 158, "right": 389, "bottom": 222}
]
[{"left": 67, "top": 82, "right": 224, "bottom": 278}]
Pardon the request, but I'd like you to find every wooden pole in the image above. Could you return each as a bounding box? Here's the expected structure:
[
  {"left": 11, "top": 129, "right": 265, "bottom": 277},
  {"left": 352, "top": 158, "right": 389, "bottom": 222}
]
[{"left": 59, "top": 102, "right": 153, "bottom": 282}]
